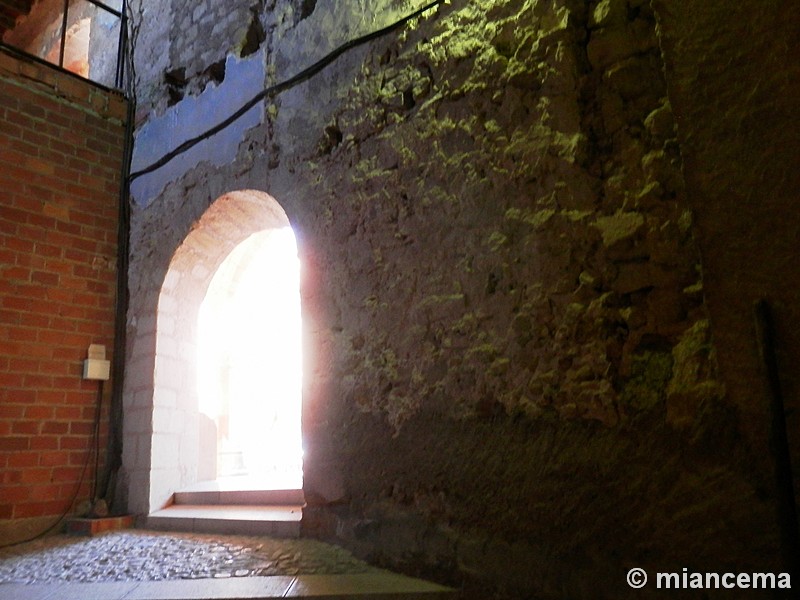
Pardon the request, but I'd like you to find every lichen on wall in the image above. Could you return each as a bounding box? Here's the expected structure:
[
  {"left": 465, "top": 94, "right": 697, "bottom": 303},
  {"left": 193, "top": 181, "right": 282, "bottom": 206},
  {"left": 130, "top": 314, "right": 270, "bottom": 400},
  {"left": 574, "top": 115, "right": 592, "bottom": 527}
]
[{"left": 299, "top": 0, "right": 715, "bottom": 434}]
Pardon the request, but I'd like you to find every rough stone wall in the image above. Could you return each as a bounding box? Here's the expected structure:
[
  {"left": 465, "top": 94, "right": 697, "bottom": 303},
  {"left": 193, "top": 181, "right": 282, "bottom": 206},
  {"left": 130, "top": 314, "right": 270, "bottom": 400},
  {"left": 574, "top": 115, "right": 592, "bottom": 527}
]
[
  {"left": 125, "top": 0, "right": 789, "bottom": 597},
  {"left": 652, "top": 0, "right": 800, "bottom": 582},
  {"left": 653, "top": 0, "right": 800, "bottom": 482}
]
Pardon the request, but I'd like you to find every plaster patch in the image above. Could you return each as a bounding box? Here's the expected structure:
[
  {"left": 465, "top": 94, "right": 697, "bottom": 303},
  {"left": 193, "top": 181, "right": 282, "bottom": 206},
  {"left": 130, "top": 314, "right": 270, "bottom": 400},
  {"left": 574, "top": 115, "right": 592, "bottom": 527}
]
[{"left": 130, "top": 51, "right": 266, "bottom": 207}]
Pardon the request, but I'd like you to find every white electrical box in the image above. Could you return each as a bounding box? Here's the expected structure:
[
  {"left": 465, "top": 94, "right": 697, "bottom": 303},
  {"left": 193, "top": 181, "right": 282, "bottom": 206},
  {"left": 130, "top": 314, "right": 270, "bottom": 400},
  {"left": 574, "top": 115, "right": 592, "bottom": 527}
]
[{"left": 83, "top": 344, "right": 111, "bottom": 381}]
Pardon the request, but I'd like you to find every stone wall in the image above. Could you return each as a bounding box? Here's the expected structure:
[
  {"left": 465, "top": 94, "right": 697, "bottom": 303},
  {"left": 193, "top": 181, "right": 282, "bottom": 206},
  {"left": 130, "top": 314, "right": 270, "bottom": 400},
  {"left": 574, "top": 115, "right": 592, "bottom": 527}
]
[
  {"left": 652, "top": 0, "right": 800, "bottom": 585},
  {"left": 653, "top": 0, "right": 800, "bottom": 482},
  {"left": 124, "top": 0, "right": 793, "bottom": 597}
]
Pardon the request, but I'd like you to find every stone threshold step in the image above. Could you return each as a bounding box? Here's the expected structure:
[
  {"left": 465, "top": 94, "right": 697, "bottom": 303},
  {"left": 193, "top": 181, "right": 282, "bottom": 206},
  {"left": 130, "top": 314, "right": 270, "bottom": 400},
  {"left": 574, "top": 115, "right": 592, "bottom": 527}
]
[
  {"left": 0, "top": 572, "right": 457, "bottom": 600},
  {"left": 174, "top": 488, "right": 305, "bottom": 507},
  {"left": 145, "top": 505, "right": 302, "bottom": 538}
]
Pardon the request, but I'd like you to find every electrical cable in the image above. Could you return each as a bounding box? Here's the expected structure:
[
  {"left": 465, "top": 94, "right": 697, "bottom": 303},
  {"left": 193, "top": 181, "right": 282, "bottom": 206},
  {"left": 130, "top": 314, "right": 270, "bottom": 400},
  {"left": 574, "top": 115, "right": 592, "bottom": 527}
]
[
  {"left": 91, "top": 380, "right": 104, "bottom": 501},
  {"left": 98, "top": 48, "right": 136, "bottom": 511},
  {"left": 128, "top": 0, "right": 446, "bottom": 183}
]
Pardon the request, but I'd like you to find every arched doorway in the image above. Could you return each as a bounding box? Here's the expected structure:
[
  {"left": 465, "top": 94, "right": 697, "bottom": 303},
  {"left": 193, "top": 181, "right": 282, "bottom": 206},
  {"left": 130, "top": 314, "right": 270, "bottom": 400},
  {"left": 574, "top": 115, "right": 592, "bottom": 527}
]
[
  {"left": 197, "top": 227, "right": 303, "bottom": 489},
  {"left": 147, "top": 190, "right": 302, "bottom": 512}
]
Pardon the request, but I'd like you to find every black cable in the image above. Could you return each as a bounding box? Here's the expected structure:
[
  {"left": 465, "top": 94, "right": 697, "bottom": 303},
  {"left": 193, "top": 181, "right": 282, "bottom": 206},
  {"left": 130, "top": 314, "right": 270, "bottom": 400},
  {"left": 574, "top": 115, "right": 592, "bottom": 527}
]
[
  {"left": 129, "top": 0, "right": 445, "bottom": 182},
  {"left": 98, "top": 63, "right": 136, "bottom": 511},
  {"left": 91, "top": 381, "right": 104, "bottom": 500},
  {"left": 754, "top": 300, "right": 800, "bottom": 580}
]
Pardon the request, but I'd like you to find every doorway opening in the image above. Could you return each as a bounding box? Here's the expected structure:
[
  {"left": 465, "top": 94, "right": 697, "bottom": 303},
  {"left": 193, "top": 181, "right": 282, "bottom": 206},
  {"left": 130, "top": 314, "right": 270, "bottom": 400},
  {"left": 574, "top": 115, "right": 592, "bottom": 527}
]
[
  {"left": 144, "top": 190, "right": 303, "bottom": 514},
  {"left": 197, "top": 227, "right": 303, "bottom": 490}
]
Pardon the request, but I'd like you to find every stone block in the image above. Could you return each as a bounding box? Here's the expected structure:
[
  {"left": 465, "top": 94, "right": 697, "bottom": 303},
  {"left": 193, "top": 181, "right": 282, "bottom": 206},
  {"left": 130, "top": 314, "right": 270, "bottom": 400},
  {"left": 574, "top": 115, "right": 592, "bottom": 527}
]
[{"left": 587, "top": 26, "right": 640, "bottom": 70}]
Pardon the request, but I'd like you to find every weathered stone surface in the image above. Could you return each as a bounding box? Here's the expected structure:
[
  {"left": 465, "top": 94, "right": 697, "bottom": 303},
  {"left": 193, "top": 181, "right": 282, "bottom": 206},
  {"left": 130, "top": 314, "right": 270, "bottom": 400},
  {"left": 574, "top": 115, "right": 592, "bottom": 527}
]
[{"left": 121, "top": 0, "right": 793, "bottom": 597}]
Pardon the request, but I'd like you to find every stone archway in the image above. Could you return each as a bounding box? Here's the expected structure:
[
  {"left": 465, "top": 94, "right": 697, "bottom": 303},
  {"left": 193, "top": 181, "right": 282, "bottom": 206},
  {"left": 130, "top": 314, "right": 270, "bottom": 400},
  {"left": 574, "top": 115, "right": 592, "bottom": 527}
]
[{"left": 145, "top": 190, "right": 300, "bottom": 513}]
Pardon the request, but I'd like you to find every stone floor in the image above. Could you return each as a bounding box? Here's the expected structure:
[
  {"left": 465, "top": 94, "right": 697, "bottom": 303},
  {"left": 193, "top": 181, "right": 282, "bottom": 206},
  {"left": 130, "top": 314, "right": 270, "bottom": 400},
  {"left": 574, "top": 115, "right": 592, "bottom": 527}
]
[{"left": 0, "top": 530, "right": 378, "bottom": 584}]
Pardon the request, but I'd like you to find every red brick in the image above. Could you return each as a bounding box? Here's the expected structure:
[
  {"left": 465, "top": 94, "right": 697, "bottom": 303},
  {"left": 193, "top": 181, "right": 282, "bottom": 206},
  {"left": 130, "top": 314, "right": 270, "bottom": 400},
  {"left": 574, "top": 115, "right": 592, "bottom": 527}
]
[
  {"left": 0, "top": 371, "right": 24, "bottom": 386},
  {"left": 38, "top": 359, "right": 72, "bottom": 376},
  {"left": 1, "top": 265, "right": 30, "bottom": 281},
  {"left": 7, "top": 451, "right": 39, "bottom": 468},
  {"left": 27, "top": 213, "right": 58, "bottom": 230},
  {"left": 70, "top": 421, "right": 94, "bottom": 435},
  {"left": 38, "top": 450, "right": 71, "bottom": 468},
  {"left": 41, "top": 422, "right": 69, "bottom": 434},
  {"left": 37, "top": 329, "right": 66, "bottom": 345},
  {"left": 12, "top": 420, "right": 41, "bottom": 435},
  {"left": 55, "top": 406, "right": 81, "bottom": 419},
  {"left": 29, "top": 436, "right": 59, "bottom": 450},
  {"left": 8, "top": 390, "right": 37, "bottom": 404},
  {"left": 39, "top": 390, "right": 67, "bottom": 404},
  {"left": 1, "top": 486, "right": 31, "bottom": 504},
  {"left": 63, "top": 247, "right": 91, "bottom": 263},
  {"left": 2, "top": 236, "right": 34, "bottom": 253},
  {"left": 52, "top": 466, "right": 83, "bottom": 482},
  {"left": 9, "top": 357, "right": 39, "bottom": 372},
  {"left": 65, "top": 450, "right": 85, "bottom": 466},
  {"left": 0, "top": 437, "right": 30, "bottom": 451},
  {"left": 0, "top": 404, "right": 25, "bottom": 418},
  {"left": 23, "top": 373, "right": 53, "bottom": 388},
  {"left": 6, "top": 325, "right": 32, "bottom": 341},
  {"left": 21, "top": 313, "right": 49, "bottom": 328},
  {"left": 24, "top": 405, "right": 54, "bottom": 419},
  {"left": 14, "top": 500, "right": 66, "bottom": 518},
  {"left": 0, "top": 308, "right": 20, "bottom": 324},
  {"left": 15, "top": 284, "right": 48, "bottom": 300},
  {"left": 18, "top": 468, "right": 51, "bottom": 484},
  {"left": 60, "top": 436, "right": 87, "bottom": 450},
  {"left": 28, "top": 484, "right": 63, "bottom": 502},
  {"left": 58, "top": 378, "right": 86, "bottom": 392}
]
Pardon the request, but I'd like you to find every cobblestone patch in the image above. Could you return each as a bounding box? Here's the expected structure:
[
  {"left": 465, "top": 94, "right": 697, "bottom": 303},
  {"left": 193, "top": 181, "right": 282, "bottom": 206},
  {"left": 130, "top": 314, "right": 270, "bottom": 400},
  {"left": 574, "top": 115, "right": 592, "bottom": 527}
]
[{"left": 0, "top": 531, "right": 377, "bottom": 584}]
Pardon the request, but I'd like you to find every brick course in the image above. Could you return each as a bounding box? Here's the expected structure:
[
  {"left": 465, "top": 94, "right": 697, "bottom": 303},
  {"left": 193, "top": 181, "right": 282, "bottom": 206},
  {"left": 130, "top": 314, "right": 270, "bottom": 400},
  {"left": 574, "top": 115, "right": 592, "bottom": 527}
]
[{"left": 0, "top": 47, "right": 127, "bottom": 528}]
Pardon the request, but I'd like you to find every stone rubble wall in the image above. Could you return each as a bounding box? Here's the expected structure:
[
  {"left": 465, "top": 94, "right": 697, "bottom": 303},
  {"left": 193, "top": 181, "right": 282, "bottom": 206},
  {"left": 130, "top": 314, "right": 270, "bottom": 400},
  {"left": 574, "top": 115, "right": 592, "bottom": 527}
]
[{"left": 125, "top": 0, "right": 787, "bottom": 597}]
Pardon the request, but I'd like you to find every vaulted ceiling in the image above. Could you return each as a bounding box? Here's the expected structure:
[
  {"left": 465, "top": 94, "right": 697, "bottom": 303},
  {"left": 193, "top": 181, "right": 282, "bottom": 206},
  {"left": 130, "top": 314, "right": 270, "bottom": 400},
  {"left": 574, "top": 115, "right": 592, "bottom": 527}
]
[{"left": 0, "top": 0, "right": 36, "bottom": 38}]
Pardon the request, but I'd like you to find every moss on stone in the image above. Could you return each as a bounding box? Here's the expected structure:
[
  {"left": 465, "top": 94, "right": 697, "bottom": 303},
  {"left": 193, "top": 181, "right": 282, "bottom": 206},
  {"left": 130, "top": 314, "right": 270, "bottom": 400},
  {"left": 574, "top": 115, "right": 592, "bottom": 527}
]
[
  {"left": 592, "top": 210, "right": 645, "bottom": 246},
  {"left": 620, "top": 350, "right": 674, "bottom": 411}
]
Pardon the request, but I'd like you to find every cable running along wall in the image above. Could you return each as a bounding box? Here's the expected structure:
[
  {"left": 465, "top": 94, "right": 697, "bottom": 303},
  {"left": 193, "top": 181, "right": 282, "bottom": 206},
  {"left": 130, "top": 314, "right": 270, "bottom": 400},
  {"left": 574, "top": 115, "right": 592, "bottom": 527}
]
[{"left": 128, "top": 0, "right": 446, "bottom": 183}]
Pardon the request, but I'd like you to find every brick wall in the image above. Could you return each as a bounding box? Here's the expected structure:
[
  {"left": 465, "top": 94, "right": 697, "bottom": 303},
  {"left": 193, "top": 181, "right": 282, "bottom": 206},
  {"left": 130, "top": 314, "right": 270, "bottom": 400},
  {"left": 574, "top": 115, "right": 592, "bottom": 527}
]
[{"left": 0, "top": 48, "right": 127, "bottom": 542}]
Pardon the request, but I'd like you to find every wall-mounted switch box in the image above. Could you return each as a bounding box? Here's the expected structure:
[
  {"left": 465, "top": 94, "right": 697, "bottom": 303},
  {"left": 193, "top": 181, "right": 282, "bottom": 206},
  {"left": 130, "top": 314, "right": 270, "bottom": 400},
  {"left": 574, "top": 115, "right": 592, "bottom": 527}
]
[{"left": 83, "top": 344, "right": 111, "bottom": 381}]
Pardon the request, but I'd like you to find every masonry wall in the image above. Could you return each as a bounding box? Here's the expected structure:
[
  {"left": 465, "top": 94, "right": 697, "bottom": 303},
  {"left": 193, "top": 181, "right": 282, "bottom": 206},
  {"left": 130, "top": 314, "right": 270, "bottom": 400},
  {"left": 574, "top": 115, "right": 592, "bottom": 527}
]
[
  {"left": 125, "top": 0, "right": 795, "bottom": 598},
  {"left": 653, "top": 0, "right": 800, "bottom": 494},
  {"left": 0, "top": 48, "right": 127, "bottom": 544}
]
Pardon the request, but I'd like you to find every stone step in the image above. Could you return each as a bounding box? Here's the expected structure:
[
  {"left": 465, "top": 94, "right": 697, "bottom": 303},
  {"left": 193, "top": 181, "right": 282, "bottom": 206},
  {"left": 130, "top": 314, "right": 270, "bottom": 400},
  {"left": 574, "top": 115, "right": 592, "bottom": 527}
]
[
  {"left": 0, "top": 573, "right": 458, "bottom": 599},
  {"left": 146, "top": 504, "right": 303, "bottom": 538},
  {"left": 174, "top": 487, "right": 305, "bottom": 506}
]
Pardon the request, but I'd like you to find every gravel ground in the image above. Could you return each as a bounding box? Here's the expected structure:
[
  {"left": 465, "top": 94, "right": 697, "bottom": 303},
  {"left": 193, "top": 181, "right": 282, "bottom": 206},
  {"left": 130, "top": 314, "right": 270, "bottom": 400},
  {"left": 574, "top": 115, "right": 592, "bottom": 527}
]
[{"left": 0, "top": 531, "right": 378, "bottom": 584}]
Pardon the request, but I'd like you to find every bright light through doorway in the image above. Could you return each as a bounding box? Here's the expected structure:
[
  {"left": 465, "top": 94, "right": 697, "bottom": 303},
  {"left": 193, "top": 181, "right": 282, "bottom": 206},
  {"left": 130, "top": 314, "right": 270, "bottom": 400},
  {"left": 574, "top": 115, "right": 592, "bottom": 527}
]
[{"left": 197, "top": 227, "right": 303, "bottom": 490}]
